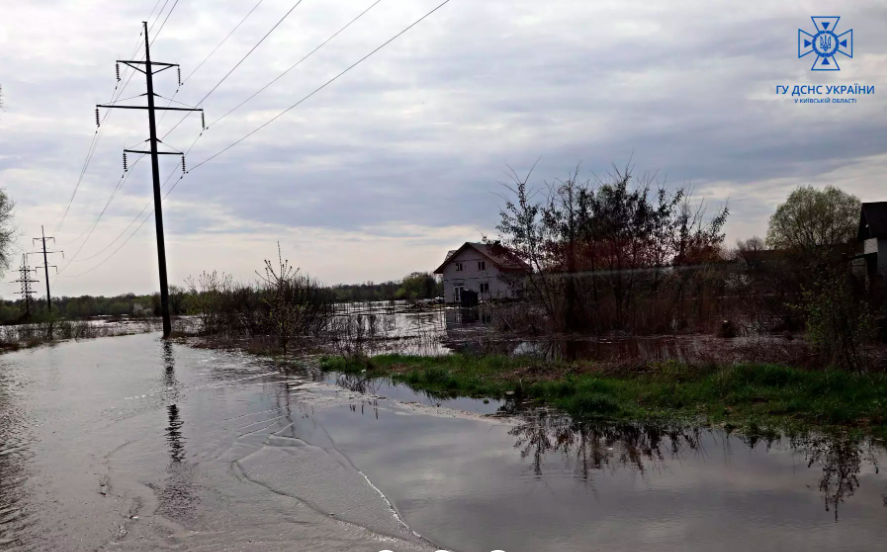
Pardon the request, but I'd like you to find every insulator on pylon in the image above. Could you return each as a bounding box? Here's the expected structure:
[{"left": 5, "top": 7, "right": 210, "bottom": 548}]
[
  {"left": 181, "top": 156, "right": 186, "bottom": 174},
  {"left": 201, "top": 112, "right": 206, "bottom": 130},
  {"left": 123, "top": 152, "right": 128, "bottom": 172},
  {"left": 177, "top": 67, "right": 182, "bottom": 86},
  {"left": 96, "top": 108, "right": 101, "bottom": 128},
  {"left": 116, "top": 63, "right": 121, "bottom": 82}
]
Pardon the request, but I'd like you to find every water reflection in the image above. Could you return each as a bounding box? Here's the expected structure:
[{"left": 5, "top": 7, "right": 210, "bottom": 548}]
[
  {"left": 508, "top": 409, "right": 886, "bottom": 521},
  {"left": 508, "top": 409, "right": 703, "bottom": 478},
  {"left": 161, "top": 341, "right": 181, "bottom": 402},
  {"left": 0, "top": 362, "right": 31, "bottom": 548},
  {"left": 329, "top": 372, "right": 887, "bottom": 522},
  {"left": 787, "top": 432, "right": 882, "bottom": 521},
  {"left": 166, "top": 404, "right": 186, "bottom": 464},
  {"left": 151, "top": 342, "right": 198, "bottom": 522}
]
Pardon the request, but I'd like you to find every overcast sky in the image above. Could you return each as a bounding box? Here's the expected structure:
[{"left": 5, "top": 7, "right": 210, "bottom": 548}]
[{"left": 1, "top": 0, "right": 886, "bottom": 296}]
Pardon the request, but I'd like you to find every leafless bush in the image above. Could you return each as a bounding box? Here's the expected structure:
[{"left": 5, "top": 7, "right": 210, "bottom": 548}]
[
  {"left": 328, "top": 313, "right": 380, "bottom": 360},
  {"left": 183, "top": 245, "right": 334, "bottom": 355},
  {"left": 55, "top": 319, "right": 95, "bottom": 340},
  {"left": 185, "top": 270, "right": 233, "bottom": 335}
]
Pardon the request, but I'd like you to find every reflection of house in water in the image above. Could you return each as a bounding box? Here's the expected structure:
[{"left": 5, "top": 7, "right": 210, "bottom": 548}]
[
  {"left": 434, "top": 242, "right": 530, "bottom": 304},
  {"left": 445, "top": 307, "right": 495, "bottom": 328}
]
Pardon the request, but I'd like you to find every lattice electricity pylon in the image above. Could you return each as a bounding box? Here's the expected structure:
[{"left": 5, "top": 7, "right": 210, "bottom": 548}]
[{"left": 10, "top": 254, "right": 40, "bottom": 319}]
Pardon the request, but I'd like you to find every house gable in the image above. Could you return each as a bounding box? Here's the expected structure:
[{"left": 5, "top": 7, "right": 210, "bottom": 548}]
[
  {"left": 434, "top": 242, "right": 529, "bottom": 275},
  {"left": 859, "top": 202, "right": 887, "bottom": 241}
]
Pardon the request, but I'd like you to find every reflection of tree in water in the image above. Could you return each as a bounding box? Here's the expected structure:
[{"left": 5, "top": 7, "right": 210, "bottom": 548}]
[
  {"left": 786, "top": 432, "right": 884, "bottom": 521},
  {"left": 334, "top": 374, "right": 381, "bottom": 418},
  {"left": 509, "top": 410, "right": 886, "bottom": 519},
  {"left": 336, "top": 373, "right": 381, "bottom": 396},
  {"left": 737, "top": 428, "right": 886, "bottom": 520},
  {"left": 508, "top": 409, "right": 701, "bottom": 478}
]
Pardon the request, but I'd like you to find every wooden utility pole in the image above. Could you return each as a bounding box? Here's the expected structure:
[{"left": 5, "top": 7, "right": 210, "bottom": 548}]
[
  {"left": 30, "top": 226, "right": 62, "bottom": 314},
  {"left": 97, "top": 21, "right": 203, "bottom": 338}
]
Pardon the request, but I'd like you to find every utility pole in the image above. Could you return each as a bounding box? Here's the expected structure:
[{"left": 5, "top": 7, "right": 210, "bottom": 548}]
[
  {"left": 11, "top": 254, "right": 39, "bottom": 320},
  {"left": 97, "top": 21, "right": 204, "bottom": 338},
  {"left": 29, "top": 226, "right": 62, "bottom": 315}
]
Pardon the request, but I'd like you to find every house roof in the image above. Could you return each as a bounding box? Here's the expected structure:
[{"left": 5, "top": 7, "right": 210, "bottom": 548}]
[
  {"left": 434, "top": 242, "right": 531, "bottom": 274},
  {"left": 858, "top": 202, "right": 887, "bottom": 241}
]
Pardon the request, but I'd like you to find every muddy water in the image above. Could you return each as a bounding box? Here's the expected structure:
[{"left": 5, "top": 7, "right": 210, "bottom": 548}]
[{"left": 1, "top": 333, "right": 886, "bottom": 551}]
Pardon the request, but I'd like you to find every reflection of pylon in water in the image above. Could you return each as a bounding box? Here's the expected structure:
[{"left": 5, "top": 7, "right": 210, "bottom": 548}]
[{"left": 11, "top": 254, "right": 39, "bottom": 319}]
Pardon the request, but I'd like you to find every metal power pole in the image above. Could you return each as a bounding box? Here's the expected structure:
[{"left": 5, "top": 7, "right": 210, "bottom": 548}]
[
  {"left": 143, "top": 21, "right": 172, "bottom": 339},
  {"left": 30, "top": 226, "right": 62, "bottom": 314},
  {"left": 11, "top": 254, "right": 39, "bottom": 320},
  {"left": 97, "top": 21, "right": 204, "bottom": 338}
]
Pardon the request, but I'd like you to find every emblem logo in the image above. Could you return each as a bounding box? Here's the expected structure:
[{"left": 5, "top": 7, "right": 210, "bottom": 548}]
[{"left": 798, "top": 16, "right": 853, "bottom": 71}]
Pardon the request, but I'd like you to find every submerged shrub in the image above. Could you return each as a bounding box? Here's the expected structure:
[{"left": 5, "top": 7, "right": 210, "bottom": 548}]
[{"left": 800, "top": 269, "right": 877, "bottom": 372}]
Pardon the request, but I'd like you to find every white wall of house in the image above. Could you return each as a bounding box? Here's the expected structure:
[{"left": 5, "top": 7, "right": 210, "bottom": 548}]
[{"left": 440, "top": 248, "right": 516, "bottom": 303}]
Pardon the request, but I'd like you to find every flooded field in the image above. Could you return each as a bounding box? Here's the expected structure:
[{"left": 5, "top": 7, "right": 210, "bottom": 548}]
[
  {"left": 331, "top": 303, "right": 831, "bottom": 369},
  {"left": 1, "top": 331, "right": 886, "bottom": 551}
]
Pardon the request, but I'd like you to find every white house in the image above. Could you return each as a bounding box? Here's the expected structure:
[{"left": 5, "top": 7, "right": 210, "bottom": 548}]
[
  {"left": 433, "top": 242, "right": 530, "bottom": 304},
  {"left": 859, "top": 202, "right": 887, "bottom": 282}
]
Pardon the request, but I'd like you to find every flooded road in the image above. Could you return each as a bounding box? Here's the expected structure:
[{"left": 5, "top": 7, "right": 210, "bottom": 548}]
[{"left": 2, "top": 333, "right": 886, "bottom": 551}]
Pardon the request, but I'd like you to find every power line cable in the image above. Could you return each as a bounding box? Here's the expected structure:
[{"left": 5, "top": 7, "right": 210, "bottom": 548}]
[
  {"left": 51, "top": 0, "right": 165, "bottom": 234},
  {"left": 145, "top": 0, "right": 166, "bottom": 23},
  {"left": 158, "top": 0, "right": 267, "bottom": 126},
  {"left": 158, "top": 0, "right": 383, "bottom": 165},
  {"left": 55, "top": 1, "right": 185, "bottom": 255},
  {"left": 52, "top": 28, "right": 148, "bottom": 235},
  {"left": 58, "top": 154, "right": 148, "bottom": 248},
  {"left": 151, "top": 0, "right": 180, "bottom": 45},
  {"left": 162, "top": 0, "right": 308, "bottom": 139},
  {"left": 51, "top": 0, "right": 167, "bottom": 235},
  {"left": 183, "top": 0, "right": 267, "bottom": 83},
  {"left": 61, "top": 0, "right": 453, "bottom": 277},
  {"left": 190, "top": 0, "right": 452, "bottom": 173},
  {"left": 149, "top": 0, "right": 171, "bottom": 32},
  {"left": 56, "top": 155, "right": 147, "bottom": 273},
  {"left": 208, "top": 0, "right": 385, "bottom": 129},
  {"left": 59, "top": 130, "right": 200, "bottom": 268},
  {"left": 93, "top": 0, "right": 417, "bottom": 252}
]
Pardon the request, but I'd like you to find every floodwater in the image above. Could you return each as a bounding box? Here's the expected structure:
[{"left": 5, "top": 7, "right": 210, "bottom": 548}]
[{"left": 1, "top": 333, "right": 886, "bottom": 551}]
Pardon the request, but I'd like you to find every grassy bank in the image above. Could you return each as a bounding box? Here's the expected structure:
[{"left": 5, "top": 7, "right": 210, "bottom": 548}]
[{"left": 320, "top": 354, "right": 887, "bottom": 437}]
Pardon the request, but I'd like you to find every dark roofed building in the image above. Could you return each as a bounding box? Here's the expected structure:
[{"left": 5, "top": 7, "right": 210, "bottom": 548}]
[
  {"left": 859, "top": 202, "right": 887, "bottom": 282},
  {"left": 434, "top": 242, "right": 530, "bottom": 303}
]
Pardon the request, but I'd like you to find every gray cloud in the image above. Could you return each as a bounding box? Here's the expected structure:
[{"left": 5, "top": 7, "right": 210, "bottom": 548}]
[{"left": 1, "top": 0, "right": 887, "bottom": 294}]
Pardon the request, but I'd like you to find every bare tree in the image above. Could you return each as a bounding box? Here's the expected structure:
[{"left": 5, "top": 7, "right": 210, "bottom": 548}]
[
  {"left": 736, "top": 236, "right": 765, "bottom": 252},
  {"left": 0, "top": 189, "right": 15, "bottom": 275}
]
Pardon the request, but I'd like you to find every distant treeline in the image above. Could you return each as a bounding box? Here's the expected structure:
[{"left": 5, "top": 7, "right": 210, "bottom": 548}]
[
  {"left": 0, "top": 292, "right": 176, "bottom": 324},
  {"left": 0, "top": 272, "right": 442, "bottom": 323},
  {"left": 329, "top": 272, "right": 442, "bottom": 303}
]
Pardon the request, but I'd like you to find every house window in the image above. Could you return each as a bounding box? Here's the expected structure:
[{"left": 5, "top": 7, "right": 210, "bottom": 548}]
[
  {"left": 480, "top": 283, "right": 490, "bottom": 293},
  {"left": 455, "top": 262, "right": 463, "bottom": 272},
  {"left": 478, "top": 261, "right": 486, "bottom": 271},
  {"left": 454, "top": 286, "right": 464, "bottom": 302}
]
